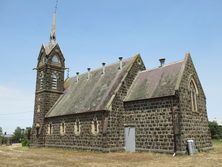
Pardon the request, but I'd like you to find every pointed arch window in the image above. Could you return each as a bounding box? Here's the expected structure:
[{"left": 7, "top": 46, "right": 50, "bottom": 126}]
[
  {"left": 74, "top": 119, "right": 81, "bottom": 136},
  {"left": 47, "top": 123, "right": 53, "bottom": 135},
  {"left": 39, "top": 71, "right": 44, "bottom": 90},
  {"left": 51, "top": 71, "right": 58, "bottom": 90},
  {"left": 60, "top": 122, "right": 66, "bottom": 136},
  {"left": 37, "top": 105, "right": 40, "bottom": 113},
  {"left": 189, "top": 78, "right": 198, "bottom": 112},
  {"left": 91, "top": 117, "right": 99, "bottom": 135}
]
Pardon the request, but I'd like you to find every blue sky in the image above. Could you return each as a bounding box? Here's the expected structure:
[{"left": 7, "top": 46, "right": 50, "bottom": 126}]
[{"left": 0, "top": 0, "right": 222, "bottom": 133}]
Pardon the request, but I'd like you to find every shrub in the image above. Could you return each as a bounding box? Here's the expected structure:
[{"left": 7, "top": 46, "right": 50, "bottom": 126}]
[
  {"left": 209, "top": 121, "right": 222, "bottom": 139},
  {"left": 21, "top": 139, "right": 30, "bottom": 147}
]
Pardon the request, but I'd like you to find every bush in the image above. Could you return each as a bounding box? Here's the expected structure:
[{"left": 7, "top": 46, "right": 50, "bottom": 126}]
[
  {"left": 209, "top": 121, "right": 222, "bottom": 139},
  {"left": 21, "top": 139, "right": 30, "bottom": 147}
]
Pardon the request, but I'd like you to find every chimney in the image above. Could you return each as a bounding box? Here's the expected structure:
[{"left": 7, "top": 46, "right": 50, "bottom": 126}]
[
  {"left": 119, "top": 57, "right": 123, "bottom": 70},
  {"left": 102, "top": 63, "right": 106, "bottom": 75},
  {"left": 87, "top": 68, "right": 91, "bottom": 80},
  {"left": 159, "top": 58, "right": 165, "bottom": 67},
  {"left": 76, "top": 72, "right": 79, "bottom": 82}
]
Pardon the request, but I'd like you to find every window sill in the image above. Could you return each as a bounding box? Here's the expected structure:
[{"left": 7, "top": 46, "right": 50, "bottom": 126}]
[
  {"left": 74, "top": 133, "right": 81, "bottom": 137},
  {"left": 192, "top": 110, "right": 199, "bottom": 114},
  {"left": 91, "top": 132, "right": 99, "bottom": 136}
]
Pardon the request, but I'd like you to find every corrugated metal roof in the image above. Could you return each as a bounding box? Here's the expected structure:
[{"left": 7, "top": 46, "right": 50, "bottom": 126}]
[
  {"left": 46, "top": 56, "right": 137, "bottom": 117},
  {"left": 4, "top": 134, "right": 13, "bottom": 138},
  {"left": 124, "top": 60, "right": 184, "bottom": 102}
]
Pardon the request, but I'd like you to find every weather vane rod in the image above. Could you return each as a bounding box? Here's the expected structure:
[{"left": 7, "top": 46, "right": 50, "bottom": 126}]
[{"left": 54, "top": 0, "right": 59, "bottom": 14}]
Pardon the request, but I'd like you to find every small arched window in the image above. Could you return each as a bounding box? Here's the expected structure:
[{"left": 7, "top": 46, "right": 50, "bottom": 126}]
[
  {"left": 60, "top": 122, "right": 66, "bottom": 135},
  {"left": 37, "top": 105, "right": 40, "bottom": 113},
  {"left": 39, "top": 71, "right": 44, "bottom": 90},
  {"left": 51, "top": 71, "right": 58, "bottom": 90},
  {"left": 74, "top": 119, "right": 81, "bottom": 136},
  {"left": 91, "top": 117, "right": 99, "bottom": 135},
  {"left": 47, "top": 123, "right": 53, "bottom": 135},
  {"left": 189, "top": 78, "right": 198, "bottom": 112}
]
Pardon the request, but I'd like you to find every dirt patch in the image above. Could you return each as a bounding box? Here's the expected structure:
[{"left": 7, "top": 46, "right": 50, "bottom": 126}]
[{"left": 0, "top": 142, "right": 221, "bottom": 167}]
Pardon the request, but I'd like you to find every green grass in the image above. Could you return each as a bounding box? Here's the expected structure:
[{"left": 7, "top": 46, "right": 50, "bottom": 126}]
[{"left": 212, "top": 139, "right": 222, "bottom": 144}]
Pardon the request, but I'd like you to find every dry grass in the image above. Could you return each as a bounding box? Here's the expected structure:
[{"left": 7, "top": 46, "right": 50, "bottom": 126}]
[{"left": 0, "top": 141, "right": 222, "bottom": 167}]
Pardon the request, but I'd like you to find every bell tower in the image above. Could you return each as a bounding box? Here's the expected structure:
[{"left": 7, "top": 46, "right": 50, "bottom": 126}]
[{"left": 31, "top": 11, "right": 65, "bottom": 146}]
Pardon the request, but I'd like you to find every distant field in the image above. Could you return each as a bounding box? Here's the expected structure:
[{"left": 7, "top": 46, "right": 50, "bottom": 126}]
[{"left": 0, "top": 141, "right": 221, "bottom": 167}]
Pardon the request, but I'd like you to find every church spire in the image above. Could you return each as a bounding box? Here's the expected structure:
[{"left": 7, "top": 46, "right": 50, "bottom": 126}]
[
  {"left": 49, "top": 0, "right": 58, "bottom": 43},
  {"left": 49, "top": 13, "right": 56, "bottom": 43}
]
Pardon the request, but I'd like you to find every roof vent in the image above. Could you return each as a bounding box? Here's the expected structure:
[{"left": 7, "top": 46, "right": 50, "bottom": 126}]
[
  {"left": 119, "top": 57, "right": 123, "bottom": 70},
  {"left": 76, "top": 72, "right": 79, "bottom": 82},
  {"left": 159, "top": 58, "right": 165, "bottom": 67},
  {"left": 87, "top": 68, "right": 91, "bottom": 80},
  {"left": 102, "top": 63, "right": 106, "bottom": 75}
]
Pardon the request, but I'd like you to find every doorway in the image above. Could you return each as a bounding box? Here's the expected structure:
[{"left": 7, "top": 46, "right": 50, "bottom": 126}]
[{"left": 125, "top": 127, "right": 135, "bottom": 152}]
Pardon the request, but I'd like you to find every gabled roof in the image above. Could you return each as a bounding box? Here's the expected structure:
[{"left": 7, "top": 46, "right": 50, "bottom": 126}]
[
  {"left": 46, "top": 55, "right": 138, "bottom": 117},
  {"left": 124, "top": 60, "right": 184, "bottom": 102},
  {"left": 43, "top": 42, "right": 57, "bottom": 55}
]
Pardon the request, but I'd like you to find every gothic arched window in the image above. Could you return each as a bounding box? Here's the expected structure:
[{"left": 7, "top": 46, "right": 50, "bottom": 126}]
[
  {"left": 39, "top": 71, "right": 44, "bottom": 90},
  {"left": 91, "top": 117, "right": 99, "bottom": 135},
  {"left": 51, "top": 71, "right": 58, "bottom": 90},
  {"left": 74, "top": 119, "right": 81, "bottom": 136},
  {"left": 189, "top": 78, "right": 198, "bottom": 112},
  {"left": 47, "top": 123, "right": 53, "bottom": 135},
  {"left": 60, "top": 122, "right": 66, "bottom": 135},
  {"left": 37, "top": 105, "right": 40, "bottom": 113}
]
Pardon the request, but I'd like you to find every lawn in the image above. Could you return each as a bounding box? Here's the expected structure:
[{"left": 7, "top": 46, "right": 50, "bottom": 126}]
[{"left": 0, "top": 141, "right": 221, "bottom": 167}]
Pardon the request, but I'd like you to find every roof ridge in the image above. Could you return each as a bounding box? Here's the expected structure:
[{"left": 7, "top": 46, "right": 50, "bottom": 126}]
[
  {"left": 139, "top": 60, "right": 184, "bottom": 73},
  {"left": 70, "top": 55, "right": 138, "bottom": 78}
]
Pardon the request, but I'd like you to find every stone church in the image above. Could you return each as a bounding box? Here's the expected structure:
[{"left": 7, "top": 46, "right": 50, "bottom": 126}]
[{"left": 31, "top": 14, "right": 212, "bottom": 154}]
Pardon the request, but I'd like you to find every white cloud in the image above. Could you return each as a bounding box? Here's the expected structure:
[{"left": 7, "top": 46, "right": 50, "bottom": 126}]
[{"left": 0, "top": 85, "right": 34, "bottom": 134}]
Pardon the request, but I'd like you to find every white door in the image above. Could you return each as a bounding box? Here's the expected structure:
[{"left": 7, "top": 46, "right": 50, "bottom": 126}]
[{"left": 125, "top": 127, "right": 135, "bottom": 152}]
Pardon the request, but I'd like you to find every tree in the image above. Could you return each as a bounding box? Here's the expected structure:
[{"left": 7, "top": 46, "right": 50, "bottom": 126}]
[
  {"left": 24, "top": 127, "right": 32, "bottom": 140},
  {"left": 21, "top": 127, "right": 32, "bottom": 147},
  {"left": 209, "top": 121, "right": 222, "bottom": 139},
  {"left": 12, "top": 127, "right": 24, "bottom": 143},
  {"left": 0, "top": 127, "right": 3, "bottom": 145},
  {"left": 0, "top": 127, "right": 2, "bottom": 136}
]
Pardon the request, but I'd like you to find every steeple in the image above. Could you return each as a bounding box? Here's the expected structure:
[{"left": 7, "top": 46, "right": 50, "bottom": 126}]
[
  {"left": 50, "top": 13, "right": 56, "bottom": 43},
  {"left": 32, "top": 0, "right": 65, "bottom": 146},
  {"left": 49, "top": 0, "right": 58, "bottom": 44}
]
